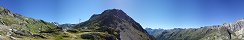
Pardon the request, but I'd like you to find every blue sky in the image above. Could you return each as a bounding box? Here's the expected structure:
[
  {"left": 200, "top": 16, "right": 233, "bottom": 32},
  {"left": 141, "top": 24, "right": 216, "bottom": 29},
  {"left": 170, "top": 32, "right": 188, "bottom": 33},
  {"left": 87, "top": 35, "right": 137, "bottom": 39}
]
[{"left": 1, "top": 0, "right": 244, "bottom": 29}]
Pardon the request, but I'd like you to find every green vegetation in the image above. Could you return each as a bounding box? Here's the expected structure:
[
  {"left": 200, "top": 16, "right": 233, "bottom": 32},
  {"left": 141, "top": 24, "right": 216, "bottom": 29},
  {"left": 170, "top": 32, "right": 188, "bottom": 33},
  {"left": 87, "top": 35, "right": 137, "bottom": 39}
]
[
  {"left": 0, "top": 15, "right": 20, "bottom": 26},
  {"left": 0, "top": 12, "right": 57, "bottom": 34},
  {"left": 26, "top": 22, "right": 55, "bottom": 34}
]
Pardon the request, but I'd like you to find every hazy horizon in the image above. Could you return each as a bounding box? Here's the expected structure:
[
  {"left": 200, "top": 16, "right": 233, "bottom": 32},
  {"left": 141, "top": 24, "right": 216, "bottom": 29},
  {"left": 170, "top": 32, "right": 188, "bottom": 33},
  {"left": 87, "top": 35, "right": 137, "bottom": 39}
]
[{"left": 1, "top": 0, "right": 244, "bottom": 29}]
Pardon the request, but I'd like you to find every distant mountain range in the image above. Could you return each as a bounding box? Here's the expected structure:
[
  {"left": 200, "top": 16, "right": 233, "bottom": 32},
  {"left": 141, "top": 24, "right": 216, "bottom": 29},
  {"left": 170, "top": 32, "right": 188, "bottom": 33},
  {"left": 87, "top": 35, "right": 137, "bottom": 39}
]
[
  {"left": 145, "top": 28, "right": 164, "bottom": 38},
  {"left": 146, "top": 19, "right": 244, "bottom": 40}
]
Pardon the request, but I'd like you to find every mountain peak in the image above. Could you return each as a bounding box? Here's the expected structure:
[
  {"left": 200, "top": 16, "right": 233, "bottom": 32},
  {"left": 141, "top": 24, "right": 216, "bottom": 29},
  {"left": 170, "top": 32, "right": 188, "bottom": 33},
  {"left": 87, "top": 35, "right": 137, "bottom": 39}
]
[
  {"left": 99, "top": 9, "right": 133, "bottom": 21},
  {"left": 237, "top": 18, "right": 244, "bottom": 22},
  {"left": 104, "top": 9, "right": 122, "bottom": 12},
  {"left": 101, "top": 9, "right": 126, "bottom": 15}
]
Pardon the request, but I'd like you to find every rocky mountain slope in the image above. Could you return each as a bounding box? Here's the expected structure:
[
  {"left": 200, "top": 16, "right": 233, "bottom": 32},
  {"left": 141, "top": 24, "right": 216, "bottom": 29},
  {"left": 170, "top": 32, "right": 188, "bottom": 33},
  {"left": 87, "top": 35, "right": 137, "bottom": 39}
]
[
  {"left": 74, "top": 9, "right": 154, "bottom": 40},
  {"left": 155, "top": 19, "right": 244, "bottom": 40},
  {"left": 0, "top": 7, "right": 57, "bottom": 40}
]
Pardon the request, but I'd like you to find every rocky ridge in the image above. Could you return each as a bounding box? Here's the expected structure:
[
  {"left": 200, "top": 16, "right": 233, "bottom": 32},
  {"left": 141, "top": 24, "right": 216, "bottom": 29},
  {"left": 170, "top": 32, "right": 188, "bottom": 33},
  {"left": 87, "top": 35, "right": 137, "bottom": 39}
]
[{"left": 155, "top": 19, "right": 244, "bottom": 40}]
